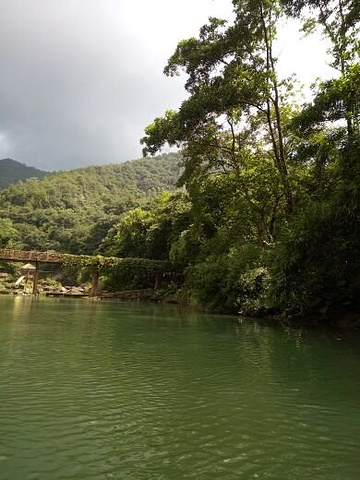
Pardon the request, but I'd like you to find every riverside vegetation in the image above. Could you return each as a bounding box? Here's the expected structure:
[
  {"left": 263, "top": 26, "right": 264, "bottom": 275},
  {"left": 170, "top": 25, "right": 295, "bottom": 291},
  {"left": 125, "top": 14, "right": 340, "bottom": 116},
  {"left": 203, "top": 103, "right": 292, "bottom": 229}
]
[{"left": 1, "top": 0, "right": 359, "bottom": 323}]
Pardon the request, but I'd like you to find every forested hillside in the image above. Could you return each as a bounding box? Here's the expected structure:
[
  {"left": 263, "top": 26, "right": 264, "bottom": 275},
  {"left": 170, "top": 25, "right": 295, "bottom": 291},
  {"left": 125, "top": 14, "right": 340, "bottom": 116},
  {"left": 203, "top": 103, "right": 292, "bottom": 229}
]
[
  {"left": 0, "top": 153, "right": 180, "bottom": 254},
  {"left": 0, "top": 159, "right": 47, "bottom": 188}
]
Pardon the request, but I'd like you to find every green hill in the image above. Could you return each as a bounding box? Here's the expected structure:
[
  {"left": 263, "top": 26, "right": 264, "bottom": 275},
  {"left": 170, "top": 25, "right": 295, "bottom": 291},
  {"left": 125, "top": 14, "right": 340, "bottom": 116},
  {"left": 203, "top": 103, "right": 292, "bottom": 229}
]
[
  {"left": 0, "top": 153, "right": 181, "bottom": 254},
  {"left": 0, "top": 158, "right": 47, "bottom": 189}
]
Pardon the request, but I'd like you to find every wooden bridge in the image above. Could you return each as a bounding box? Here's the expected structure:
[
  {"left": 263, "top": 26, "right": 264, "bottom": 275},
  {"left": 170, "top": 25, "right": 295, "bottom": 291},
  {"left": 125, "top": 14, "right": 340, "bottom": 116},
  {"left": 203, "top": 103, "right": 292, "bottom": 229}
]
[
  {"left": 0, "top": 248, "right": 102, "bottom": 296},
  {"left": 0, "top": 249, "right": 67, "bottom": 264},
  {"left": 0, "top": 248, "right": 176, "bottom": 296}
]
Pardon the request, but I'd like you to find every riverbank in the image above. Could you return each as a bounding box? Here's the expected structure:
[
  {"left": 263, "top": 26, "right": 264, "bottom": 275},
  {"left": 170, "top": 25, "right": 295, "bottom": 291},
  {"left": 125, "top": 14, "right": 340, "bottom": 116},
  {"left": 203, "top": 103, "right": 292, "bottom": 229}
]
[
  {"left": 3, "top": 282, "right": 360, "bottom": 329},
  {"left": 99, "top": 286, "right": 188, "bottom": 305},
  {"left": 268, "top": 310, "right": 360, "bottom": 329},
  {"left": 98, "top": 288, "right": 360, "bottom": 329}
]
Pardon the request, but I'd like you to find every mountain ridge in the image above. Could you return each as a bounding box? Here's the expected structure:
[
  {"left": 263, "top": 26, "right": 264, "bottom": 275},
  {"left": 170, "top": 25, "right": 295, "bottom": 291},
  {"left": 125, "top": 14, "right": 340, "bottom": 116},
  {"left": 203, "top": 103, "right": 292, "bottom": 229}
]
[{"left": 0, "top": 158, "right": 48, "bottom": 189}]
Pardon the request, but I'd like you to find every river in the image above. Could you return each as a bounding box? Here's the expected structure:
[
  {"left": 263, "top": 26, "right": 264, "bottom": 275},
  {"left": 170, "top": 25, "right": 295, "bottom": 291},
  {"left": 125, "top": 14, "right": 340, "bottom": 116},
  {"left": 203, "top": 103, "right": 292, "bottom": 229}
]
[{"left": 0, "top": 296, "right": 359, "bottom": 479}]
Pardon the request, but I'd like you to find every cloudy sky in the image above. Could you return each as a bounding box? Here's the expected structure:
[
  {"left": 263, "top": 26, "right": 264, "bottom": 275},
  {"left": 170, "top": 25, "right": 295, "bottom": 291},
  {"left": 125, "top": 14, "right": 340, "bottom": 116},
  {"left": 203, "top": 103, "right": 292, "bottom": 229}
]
[{"left": 0, "top": 0, "right": 331, "bottom": 171}]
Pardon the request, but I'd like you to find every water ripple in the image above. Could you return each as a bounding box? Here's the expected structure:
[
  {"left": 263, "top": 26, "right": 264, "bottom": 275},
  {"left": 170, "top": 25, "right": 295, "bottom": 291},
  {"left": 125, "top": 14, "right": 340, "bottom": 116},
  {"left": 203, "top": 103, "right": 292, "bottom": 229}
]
[{"left": 0, "top": 297, "right": 360, "bottom": 479}]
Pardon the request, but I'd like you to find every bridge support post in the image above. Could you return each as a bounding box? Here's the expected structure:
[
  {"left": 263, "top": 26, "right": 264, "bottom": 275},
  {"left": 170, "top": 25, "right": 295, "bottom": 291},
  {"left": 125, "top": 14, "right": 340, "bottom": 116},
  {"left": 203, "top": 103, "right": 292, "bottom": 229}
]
[
  {"left": 32, "top": 261, "right": 39, "bottom": 295},
  {"left": 90, "top": 271, "right": 99, "bottom": 297}
]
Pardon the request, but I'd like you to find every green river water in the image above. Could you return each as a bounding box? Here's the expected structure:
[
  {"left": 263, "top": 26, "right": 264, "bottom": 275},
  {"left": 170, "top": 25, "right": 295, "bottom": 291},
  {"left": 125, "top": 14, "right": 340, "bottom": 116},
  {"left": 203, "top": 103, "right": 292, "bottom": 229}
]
[{"left": 0, "top": 296, "right": 360, "bottom": 479}]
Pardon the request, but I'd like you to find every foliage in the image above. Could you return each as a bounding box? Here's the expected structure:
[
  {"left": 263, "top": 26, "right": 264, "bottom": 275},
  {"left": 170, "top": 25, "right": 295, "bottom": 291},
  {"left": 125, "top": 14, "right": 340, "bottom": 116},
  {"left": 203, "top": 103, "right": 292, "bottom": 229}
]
[
  {"left": 142, "top": 0, "right": 297, "bottom": 217},
  {"left": 0, "top": 219, "right": 21, "bottom": 249},
  {"left": 0, "top": 153, "right": 181, "bottom": 255},
  {"left": 102, "top": 191, "right": 193, "bottom": 261},
  {"left": 270, "top": 198, "right": 360, "bottom": 314},
  {"left": 0, "top": 219, "right": 22, "bottom": 274},
  {"left": 137, "top": 0, "right": 360, "bottom": 318},
  {"left": 31, "top": 252, "right": 178, "bottom": 292},
  {"left": 280, "top": 0, "right": 360, "bottom": 73},
  {"left": 103, "top": 208, "right": 155, "bottom": 258},
  {"left": 188, "top": 244, "right": 268, "bottom": 313},
  {"left": 101, "top": 258, "right": 178, "bottom": 291}
]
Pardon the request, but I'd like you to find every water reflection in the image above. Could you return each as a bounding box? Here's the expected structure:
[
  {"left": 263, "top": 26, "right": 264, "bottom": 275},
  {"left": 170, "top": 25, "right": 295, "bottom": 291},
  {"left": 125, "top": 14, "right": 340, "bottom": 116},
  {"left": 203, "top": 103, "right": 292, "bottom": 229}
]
[{"left": 11, "top": 294, "right": 36, "bottom": 320}]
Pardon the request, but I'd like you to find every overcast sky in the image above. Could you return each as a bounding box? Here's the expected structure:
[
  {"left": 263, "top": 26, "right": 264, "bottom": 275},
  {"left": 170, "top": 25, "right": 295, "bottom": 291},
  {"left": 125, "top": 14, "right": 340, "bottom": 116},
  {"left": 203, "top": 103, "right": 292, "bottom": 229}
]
[{"left": 0, "top": 0, "right": 332, "bottom": 171}]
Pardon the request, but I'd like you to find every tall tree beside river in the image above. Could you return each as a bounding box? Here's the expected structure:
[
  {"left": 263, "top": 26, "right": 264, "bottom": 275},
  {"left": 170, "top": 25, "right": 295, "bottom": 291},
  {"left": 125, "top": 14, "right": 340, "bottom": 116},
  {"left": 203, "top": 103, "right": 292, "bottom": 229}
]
[
  {"left": 140, "top": 0, "right": 360, "bottom": 317},
  {"left": 270, "top": 0, "right": 360, "bottom": 314}
]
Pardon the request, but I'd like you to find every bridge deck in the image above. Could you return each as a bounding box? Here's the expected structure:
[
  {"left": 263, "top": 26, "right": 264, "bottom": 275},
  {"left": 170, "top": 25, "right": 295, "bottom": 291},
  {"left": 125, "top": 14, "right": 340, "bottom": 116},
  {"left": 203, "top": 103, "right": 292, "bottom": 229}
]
[
  {"left": 0, "top": 249, "right": 65, "bottom": 264},
  {"left": 0, "top": 248, "right": 177, "bottom": 296}
]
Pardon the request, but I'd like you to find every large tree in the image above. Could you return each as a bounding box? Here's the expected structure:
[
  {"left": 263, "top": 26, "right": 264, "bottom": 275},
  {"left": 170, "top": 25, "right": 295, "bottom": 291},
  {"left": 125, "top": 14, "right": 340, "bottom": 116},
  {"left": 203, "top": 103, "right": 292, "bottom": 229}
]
[
  {"left": 282, "top": 0, "right": 359, "bottom": 141},
  {"left": 142, "top": 0, "right": 296, "bottom": 231},
  {"left": 269, "top": 0, "right": 360, "bottom": 314}
]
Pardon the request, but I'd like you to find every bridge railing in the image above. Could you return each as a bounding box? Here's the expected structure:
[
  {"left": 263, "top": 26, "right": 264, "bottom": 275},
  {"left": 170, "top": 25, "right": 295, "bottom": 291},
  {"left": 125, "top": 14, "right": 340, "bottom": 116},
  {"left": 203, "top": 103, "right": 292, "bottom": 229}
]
[
  {"left": 0, "top": 249, "right": 180, "bottom": 272},
  {"left": 0, "top": 249, "right": 64, "bottom": 263}
]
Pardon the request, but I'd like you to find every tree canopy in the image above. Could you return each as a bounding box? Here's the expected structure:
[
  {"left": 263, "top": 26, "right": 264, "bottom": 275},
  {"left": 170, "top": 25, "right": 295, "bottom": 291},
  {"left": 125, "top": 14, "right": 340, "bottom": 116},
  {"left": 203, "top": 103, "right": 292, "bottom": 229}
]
[
  {"left": 138, "top": 0, "right": 360, "bottom": 317},
  {"left": 0, "top": 153, "right": 181, "bottom": 255}
]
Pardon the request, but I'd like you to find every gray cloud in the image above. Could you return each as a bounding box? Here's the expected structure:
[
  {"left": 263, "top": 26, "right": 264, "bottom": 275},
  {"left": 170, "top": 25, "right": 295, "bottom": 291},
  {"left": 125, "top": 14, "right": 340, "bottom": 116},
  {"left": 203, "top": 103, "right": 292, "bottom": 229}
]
[
  {"left": 0, "top": 0, "right": 191, "bottom": 170},
  {"left": 0, "top": 0, "right": 329, "bottom": 171}
]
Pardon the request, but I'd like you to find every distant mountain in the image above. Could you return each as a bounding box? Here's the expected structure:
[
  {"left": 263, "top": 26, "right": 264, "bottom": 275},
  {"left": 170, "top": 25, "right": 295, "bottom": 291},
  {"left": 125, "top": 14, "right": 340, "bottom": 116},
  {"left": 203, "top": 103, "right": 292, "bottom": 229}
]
[
  {"left": 0, "top": 153, "right": 181, "bottom": 255},
  {"left": 0, "top": 158, "right": 47, "bottom": 189}
]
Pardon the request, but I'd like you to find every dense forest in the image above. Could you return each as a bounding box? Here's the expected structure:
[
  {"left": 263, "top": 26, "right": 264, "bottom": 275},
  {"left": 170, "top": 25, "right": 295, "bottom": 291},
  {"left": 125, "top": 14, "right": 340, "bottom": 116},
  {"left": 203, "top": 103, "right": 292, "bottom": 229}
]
[
  {"left": 1, "top": 0, "right": 359, "bottom": 321},
  {"left": 136, "top": 0, "right": 359, "bottom": 319},
  {"left": 0, "top": 153, "right": 180, "bottom": 255}
]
